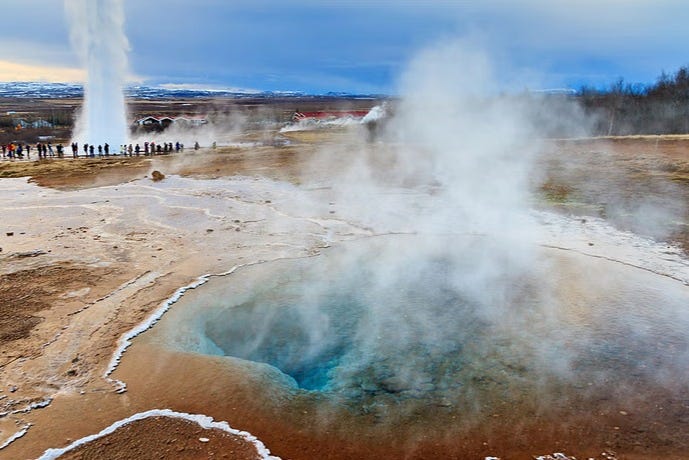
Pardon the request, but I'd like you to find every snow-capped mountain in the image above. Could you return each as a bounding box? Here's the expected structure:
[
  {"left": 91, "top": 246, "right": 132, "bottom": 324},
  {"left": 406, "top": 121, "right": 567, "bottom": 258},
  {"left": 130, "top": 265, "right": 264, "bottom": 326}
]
[{"left": 0, "top": 82, "right": 381, "bottom": 99}]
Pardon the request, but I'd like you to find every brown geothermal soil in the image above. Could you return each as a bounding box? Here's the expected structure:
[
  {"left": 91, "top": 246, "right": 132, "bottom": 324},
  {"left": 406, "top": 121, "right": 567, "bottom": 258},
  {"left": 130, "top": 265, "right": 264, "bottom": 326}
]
[
  {"left": 0, "top": 130, "right": 688, "bottom": 460},
  {"left": 56, "top": 416, "right": 263, "bottom": 460}
]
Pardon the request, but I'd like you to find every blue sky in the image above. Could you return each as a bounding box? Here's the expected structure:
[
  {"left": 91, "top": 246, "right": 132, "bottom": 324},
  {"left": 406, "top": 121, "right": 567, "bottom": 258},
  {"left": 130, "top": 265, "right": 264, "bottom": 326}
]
[{"left": 1, "top": 0, "right": 689, "bottom": 94}]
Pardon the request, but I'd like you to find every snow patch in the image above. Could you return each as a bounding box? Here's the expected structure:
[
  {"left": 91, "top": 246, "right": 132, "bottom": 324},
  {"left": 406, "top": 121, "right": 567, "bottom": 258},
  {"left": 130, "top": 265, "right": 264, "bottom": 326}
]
[
  {"left": 10, "top": 397, "right": 53, "bottom": 414},
  {"left": 0, "top": 424, "right": 31, "bottom": 450},
  {"left": 103, "top": 265, "right": 245, "bottom": 392}
]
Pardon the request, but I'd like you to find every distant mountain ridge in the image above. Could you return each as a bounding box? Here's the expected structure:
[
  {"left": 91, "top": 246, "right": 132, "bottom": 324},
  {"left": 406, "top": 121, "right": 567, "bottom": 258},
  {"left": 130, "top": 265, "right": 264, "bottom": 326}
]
[{"left": 0, "top": 82, "right": 382, "bottom": 99}]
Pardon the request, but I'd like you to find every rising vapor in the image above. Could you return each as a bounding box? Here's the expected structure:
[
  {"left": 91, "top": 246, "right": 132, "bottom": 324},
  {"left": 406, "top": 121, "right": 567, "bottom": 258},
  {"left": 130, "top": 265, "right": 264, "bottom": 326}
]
[{"left": 65, "top": 0, "right": 129, "bottom": 148}]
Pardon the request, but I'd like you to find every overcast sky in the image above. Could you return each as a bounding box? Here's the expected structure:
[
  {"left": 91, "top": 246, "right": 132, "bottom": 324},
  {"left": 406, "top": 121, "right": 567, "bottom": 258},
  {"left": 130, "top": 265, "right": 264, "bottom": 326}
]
[{"left": 1, "top": 0, "right": 689, "bottom": 94}]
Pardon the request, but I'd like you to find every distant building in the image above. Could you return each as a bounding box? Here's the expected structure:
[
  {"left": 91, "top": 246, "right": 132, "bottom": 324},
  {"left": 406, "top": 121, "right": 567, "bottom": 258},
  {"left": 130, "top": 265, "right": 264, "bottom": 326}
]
[
  {"left": 174, "top": 115, "right": 208, "bottom": 126},
  {"left": 135, "top": 115, "right": 208, "bottom": 128},
  {"left": 31, "top": 119, "right": 53, "bottom": 128},
  {"left": 136, "top": 116, "right": 174, "bottom": 128},
  {"left": 11, "top": 118, "right": 53, "bottom": 129}
]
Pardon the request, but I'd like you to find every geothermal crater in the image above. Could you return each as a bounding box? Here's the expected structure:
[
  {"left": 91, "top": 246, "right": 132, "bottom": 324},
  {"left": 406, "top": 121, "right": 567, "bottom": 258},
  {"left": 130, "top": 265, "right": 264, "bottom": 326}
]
[
  {"left": 142, "top": 233, "right": 689, "bottom": 417},
  {"left": 201, "top": 254, "right": 478, "bottom": 397}
]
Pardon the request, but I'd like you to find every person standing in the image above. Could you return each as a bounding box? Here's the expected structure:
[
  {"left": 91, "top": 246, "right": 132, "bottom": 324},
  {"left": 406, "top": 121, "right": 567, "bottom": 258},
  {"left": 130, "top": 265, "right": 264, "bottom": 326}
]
[{"left": 104, "top": 143, "right": 109, "bottom": 156}]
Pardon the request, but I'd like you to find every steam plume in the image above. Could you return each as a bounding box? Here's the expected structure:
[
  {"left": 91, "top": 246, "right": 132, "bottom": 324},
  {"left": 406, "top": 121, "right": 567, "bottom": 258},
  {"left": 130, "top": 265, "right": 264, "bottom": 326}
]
[{"left": 65, "top": 0, "right": 129, "bottom": 148}]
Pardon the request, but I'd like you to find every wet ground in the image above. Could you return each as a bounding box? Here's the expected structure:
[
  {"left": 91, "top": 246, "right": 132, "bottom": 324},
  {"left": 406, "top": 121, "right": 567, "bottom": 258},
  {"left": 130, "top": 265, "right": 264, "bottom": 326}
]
[{"left": 1, "top": 131, "right": 689, "bottom": 459}]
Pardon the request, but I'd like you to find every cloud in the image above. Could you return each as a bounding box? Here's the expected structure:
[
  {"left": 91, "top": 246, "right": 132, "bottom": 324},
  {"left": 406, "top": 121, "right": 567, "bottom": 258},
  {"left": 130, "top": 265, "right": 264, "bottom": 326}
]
[
  {"left": 0, "top": 60, "right": 84, "bottom": 83},
  {"left": 120, "top": 0, "right": 689, "bottom": 91},
  {"left": 1, "top": 0, "right": 689, "bottom": 92}
]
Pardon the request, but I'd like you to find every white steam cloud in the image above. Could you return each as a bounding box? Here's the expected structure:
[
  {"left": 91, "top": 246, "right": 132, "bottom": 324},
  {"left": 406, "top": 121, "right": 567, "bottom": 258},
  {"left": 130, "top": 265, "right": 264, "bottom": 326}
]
[
  {"left": 309, "top": 40, "right": 556, "bottom": 390},
  {"left": 65, "top": 0, "right": 129, "bottom": 148},
  {"left": 141, "top": 38, "right": 689, "bottom": 445},
  {"left": 278, "top": 38, "right": 689, "bottom": 408},
  {"left": 389, "top": 41, "right": 541, "bottom": 239},
  {"left": 168, "top": 39, "right": 563, "bottom": 406}
]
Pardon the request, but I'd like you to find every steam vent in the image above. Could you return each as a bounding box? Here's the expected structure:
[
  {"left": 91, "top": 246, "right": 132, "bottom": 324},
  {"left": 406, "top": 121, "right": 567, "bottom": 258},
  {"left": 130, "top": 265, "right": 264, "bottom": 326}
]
[{"left": 128, "top": 234, "right": 689, "bottom": 458}]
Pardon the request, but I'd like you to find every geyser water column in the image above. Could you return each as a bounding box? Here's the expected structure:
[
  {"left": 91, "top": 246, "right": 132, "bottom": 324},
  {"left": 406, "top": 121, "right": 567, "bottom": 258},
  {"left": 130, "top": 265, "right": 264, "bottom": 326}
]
[{"left": 65, "top": 0, "right": 129, "bottom": 148}]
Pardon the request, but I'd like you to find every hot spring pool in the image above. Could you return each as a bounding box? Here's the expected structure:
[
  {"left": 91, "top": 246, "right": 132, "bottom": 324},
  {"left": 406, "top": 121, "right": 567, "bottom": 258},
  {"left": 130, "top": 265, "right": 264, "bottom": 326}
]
[{"left": 138, "top": 234, "right": 689, "bottom": 416}]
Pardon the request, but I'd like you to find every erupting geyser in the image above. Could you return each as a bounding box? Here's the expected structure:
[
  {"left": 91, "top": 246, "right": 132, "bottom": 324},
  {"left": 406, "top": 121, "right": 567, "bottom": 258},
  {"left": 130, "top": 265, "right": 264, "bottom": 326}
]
[{"left": 65, "top": 0, "right": 129, "bottom": 148}]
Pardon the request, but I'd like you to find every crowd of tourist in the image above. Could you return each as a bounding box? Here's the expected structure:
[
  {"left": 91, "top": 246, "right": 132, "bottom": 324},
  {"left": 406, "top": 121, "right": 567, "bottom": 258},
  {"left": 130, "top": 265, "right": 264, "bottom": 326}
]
[
  {"left": 0, "top": 142, "right": 60, "bottom": 159},
  {"left": 1, "top": 140, "right": 194, "bottom": 160}
]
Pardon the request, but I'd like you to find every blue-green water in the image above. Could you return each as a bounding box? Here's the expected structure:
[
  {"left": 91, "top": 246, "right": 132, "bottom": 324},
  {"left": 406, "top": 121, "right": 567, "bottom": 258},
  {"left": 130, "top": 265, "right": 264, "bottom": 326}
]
[{"left": 145, "top": 236, "right": 689, "bottom": 412}]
